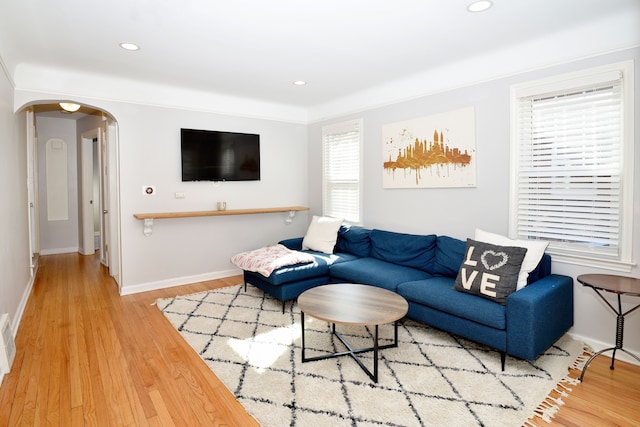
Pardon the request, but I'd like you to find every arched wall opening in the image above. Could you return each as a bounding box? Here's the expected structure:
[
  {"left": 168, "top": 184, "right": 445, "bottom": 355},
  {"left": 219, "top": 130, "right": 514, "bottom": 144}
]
[{"left": 16, "top": 99, "right": 122, "bottom": 289}]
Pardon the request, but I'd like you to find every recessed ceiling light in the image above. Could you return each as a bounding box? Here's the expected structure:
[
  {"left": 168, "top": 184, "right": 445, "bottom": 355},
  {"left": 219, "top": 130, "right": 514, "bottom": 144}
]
[
  {"left": 467, "top": 0, "right": 493, "bottom": 12},
  {"left": 119, "top": 42, "right": 140, "bottom": 51},
  {"left": 59, "top": 102, "right": 81, "bottom": 112},
  {"left": 293, "top": 80, "right": 307, "bottom": 86}
]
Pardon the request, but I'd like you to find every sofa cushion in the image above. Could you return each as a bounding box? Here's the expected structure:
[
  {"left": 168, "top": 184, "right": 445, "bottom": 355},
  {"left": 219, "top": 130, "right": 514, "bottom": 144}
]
[
  {"left": 370, "top": 229, "right": 436, "bottom": 272},
  {"left": 329, "top": 257, "right": 432, "bottom": 292},
  {"left": 475, "top": 229, "right": 549, "bottom": 290},
  {"left": 432, "top": 235, "right": 467, "bottom": 277},
  {"left": 302, "top": 216, "right": 343, "bottom": 254},
  {"left": 336, "top": 225, "right": 372, "bottom": 257},
  {"left": 397, "top": 277, "right": 506, "bottom": 330},
  {"left": 453, "top": 239, "right": 528, "bottom": 305}
]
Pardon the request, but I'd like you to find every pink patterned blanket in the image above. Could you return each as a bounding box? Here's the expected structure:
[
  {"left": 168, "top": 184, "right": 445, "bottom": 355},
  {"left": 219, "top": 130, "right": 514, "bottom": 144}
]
[{"left": 230, "top": 244, "right": 315, "bottom": 277}]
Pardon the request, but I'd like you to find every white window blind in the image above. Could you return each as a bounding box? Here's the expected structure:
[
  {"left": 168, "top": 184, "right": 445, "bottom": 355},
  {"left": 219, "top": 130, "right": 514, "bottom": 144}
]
[
  {"left": 511, "top": 64, "right": 632, "bottom": 263},
  {"left": 322, "top": 119, "right": 362, "bottom": 223}
]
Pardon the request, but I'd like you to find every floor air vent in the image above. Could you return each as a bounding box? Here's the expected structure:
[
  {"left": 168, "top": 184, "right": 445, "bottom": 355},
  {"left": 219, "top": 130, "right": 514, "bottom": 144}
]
[{"left": 0, "top": 314, "right": 16, "bottom": 375}]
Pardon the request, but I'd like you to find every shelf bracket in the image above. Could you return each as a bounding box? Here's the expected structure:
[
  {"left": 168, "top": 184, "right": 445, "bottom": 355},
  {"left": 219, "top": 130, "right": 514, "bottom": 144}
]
[
  {"left": 285, "top": 210, "right": 296, "bottom": 225},
  {"left": 143, "top": 218, "right": 154, "bottom": 237}
]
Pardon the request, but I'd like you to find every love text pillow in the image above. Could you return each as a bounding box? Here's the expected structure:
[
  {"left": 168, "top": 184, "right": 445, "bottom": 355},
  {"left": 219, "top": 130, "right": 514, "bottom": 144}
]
[{"left": 453, "top": 239, "right": 528, "bottom": 305}]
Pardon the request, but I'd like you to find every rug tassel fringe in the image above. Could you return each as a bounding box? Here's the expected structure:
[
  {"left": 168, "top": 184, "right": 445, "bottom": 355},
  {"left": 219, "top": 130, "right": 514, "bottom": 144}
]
[
  {"left": 530, "top": 393, "right": 565, "bottom": 423},
  {"left": 527, "top": 374, "right": 578, "bottom": 424},
  {"left": 526, "top": 342, "right": 595, "bottom": 425},
  {"left": 570, "top": 343, "right": 595, "bottom": 371},
  {"left": 529, "top": 371, "right": 589, "bottom": 424}
]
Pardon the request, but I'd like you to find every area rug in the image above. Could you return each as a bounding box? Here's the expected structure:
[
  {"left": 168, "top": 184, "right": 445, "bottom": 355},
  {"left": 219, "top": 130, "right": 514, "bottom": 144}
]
[{"left": 156, "top": 285, "right": 589, "bottom": 427}]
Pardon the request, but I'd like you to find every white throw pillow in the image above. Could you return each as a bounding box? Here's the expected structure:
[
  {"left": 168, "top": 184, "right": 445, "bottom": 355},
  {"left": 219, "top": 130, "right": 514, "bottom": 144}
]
[
  {"left": 302, "top": 216, "right": 344, "bottom": 254},
  {"left": 474, "top": 229, "right": 549, "bottom": 290}
]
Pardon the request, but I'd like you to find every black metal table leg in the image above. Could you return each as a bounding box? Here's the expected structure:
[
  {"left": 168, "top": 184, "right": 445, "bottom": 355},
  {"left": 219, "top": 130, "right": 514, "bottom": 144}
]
[
  {"left": 300, "top": 319, "right": 400, "bottom": 383},
  {"left": 373, "top": 325, "right": 379, "bottom": 382},
  {"left": 579, "top": 291, "right": 640, "bottom": 381},
  {"left": 301, "top": 311, "right": 306, "bottom": 361}
]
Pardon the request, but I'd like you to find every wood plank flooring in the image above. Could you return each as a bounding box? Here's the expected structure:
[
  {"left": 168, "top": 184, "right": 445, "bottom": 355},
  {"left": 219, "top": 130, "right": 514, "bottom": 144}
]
[
  {"left": 0, "top": 253, "right": 638, "bottom": 426},
  {"left": 0, "top": 253, "right": 258, "bottom": 426}
]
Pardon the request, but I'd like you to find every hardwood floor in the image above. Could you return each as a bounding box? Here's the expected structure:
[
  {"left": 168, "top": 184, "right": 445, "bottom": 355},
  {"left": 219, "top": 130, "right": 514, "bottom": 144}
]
[
  {"left": 0, "top": 253, "right": 258, "bottom": 426},
  {"left": 0, "top": 253, "right": 638, "bottom": 426}
]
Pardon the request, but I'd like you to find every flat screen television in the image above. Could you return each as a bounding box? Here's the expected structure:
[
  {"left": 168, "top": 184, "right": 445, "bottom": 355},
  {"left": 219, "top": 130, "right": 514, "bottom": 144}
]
[{"left": 181, "top": 128, "right": 260, "bottom": 182}]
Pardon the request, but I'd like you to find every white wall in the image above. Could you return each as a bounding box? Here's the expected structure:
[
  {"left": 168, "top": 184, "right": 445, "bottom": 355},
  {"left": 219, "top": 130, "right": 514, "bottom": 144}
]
[
  {"left": 15, "top": 92, "right": 311, "bottom": 294},
  {"left": 0, "top": 62, "right": 32, "bottom": 352},
  {"left": 35, "top": 115, "right": 79, "bottom": 254},
  {"left": 308, "top": 47, "right": 640, "bottom": 361},
  {"left": 115, "top": 104, "right": 310, "bottom": 293}
]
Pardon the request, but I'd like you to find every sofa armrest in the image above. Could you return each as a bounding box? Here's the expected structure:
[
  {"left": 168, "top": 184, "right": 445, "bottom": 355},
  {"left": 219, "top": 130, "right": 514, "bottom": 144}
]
[
  {"left": 279, "top": 237, "right": 304, "bottom": 250},
  {"left": 506, "top": 274, "right": 574, "bottom": 360}
]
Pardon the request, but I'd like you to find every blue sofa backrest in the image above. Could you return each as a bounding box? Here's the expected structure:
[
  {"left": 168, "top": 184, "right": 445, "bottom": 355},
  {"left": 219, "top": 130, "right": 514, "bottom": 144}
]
[
  {"left": 370, "top": 229, "right": 437, "bottom": 272},
  {"left": 332, "top": 226, "right": 551, "bottom": 283},
  {"left": 336, "top": 225, "right": 371, "bottom": 257},
  {"left": 433, "top": 235, "right": 467, "bottom": 276},
  {"left": 528, "top": 254, "right": 551, "bottom": 284}
]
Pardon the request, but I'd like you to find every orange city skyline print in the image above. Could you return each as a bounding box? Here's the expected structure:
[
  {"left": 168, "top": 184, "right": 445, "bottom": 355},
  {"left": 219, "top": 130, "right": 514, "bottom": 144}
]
[{"left": 382, "top": 106, "right": 477, "bottom": 188}]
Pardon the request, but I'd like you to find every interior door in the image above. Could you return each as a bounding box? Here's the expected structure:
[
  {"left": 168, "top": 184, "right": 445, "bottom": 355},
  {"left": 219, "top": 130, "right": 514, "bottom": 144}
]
[
  {"left": 26, "top": 108, "right": 39, "bottom": 274},
  {"left": 98, "top": 127, "right": 109, "bottom": 267},
  {"left": 80, "top": 132, "right": 96, "bottom": 256}
]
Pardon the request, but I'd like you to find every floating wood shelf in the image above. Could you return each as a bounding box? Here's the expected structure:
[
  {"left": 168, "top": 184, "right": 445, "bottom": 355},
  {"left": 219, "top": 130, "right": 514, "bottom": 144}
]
[{"left": 133, "top": 206, "right": 309, "bottom": 236}]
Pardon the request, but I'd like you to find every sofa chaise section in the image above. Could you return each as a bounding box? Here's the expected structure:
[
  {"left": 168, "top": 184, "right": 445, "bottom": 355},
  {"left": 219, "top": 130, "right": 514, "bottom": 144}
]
[{"left": 243, "top": 244, "right": 358, "bottom": 312}]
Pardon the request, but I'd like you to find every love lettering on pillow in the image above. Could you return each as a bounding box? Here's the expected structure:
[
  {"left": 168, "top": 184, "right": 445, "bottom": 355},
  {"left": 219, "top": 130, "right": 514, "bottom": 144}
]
[{"left": 453, "top": 239, "right": 528, "bottom": 305}]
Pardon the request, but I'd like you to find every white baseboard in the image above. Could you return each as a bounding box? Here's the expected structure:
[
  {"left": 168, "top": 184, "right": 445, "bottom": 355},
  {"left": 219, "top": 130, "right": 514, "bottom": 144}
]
[
  {"left": 1, "top": 265, "right": 38, "bottom": 388},
  {"left": 120, "top": 268, "right": 242, "bottom": 296},
  {"left": 12, "top": 271, "right": 36, "bottom": 342},
  {"left": 568, "top": 331, "right": 640, "bottom": 366},
  {"left": 40, "top": 246, "right": 79, "bottom": 255}
]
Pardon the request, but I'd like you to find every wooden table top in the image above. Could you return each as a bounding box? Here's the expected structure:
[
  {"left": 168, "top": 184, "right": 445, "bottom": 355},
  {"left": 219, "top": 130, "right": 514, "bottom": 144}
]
[
  {"left": 297, "top": 283, "right": 408, "bottom": 326},
  {"left": 577, "top": 274, "right": 640, "bottom": 296}
]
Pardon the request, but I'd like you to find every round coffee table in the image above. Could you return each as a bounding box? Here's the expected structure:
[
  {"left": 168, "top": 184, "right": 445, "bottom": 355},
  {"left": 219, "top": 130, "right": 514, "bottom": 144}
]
[{"left": 297, "top": 283, "right": 408, "bottom": 382}]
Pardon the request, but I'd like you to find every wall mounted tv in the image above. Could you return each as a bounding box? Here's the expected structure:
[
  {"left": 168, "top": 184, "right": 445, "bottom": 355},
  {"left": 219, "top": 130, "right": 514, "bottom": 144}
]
[{"left": 181, "top": 128, "right": 260, "bottom": 182}]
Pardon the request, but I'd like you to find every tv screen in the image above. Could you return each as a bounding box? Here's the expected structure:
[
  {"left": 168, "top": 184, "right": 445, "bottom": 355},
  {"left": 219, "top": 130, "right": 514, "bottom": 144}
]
[{"left": 181, "top": 128, "right": 260, "bottom": 182}]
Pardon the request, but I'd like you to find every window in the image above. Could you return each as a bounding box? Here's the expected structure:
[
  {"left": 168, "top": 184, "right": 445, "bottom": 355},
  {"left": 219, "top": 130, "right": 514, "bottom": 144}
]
[
  {"left": 510, "top": 61, "right": 634, "bottom": 269},
  {"left": 322, "top": 119, "right": 362, "bottom": 224}
]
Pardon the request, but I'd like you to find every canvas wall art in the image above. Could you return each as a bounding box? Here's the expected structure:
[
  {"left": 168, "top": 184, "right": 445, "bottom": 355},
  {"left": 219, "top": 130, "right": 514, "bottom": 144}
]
[{"left": 382, "top": 106, "right": 477, "bottom": 188}]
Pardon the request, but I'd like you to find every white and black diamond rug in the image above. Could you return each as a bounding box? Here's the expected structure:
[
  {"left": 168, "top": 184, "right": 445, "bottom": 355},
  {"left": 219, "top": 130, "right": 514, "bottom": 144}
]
[{"left": 156, "top": 284, "right": 588, "bottom": 427}]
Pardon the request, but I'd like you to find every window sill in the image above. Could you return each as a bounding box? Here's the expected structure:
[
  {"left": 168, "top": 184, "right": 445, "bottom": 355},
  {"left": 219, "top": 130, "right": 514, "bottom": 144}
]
[{"left": 548, "top": 251, "right": 636, "bottom": 273}]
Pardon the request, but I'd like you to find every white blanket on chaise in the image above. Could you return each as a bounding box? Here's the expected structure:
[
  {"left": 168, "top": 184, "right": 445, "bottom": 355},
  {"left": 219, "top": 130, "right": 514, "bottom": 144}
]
[{"left": 230, "top": 244, "right": 315, "bottom": 277}]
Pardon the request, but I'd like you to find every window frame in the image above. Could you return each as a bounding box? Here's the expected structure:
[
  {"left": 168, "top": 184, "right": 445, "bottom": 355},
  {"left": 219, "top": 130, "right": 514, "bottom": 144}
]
[
  {"left": 321, "top": 119, "right": 363, "bottom": 224},
  {"left": 509, "top": 61, "right": 635, "bottom": 271}
]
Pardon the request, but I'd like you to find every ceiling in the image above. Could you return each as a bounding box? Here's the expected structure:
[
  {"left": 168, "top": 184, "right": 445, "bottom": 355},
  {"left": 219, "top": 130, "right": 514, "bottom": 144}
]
[{"left": 1, "top": 0, "right": 639, "bottom": 117}]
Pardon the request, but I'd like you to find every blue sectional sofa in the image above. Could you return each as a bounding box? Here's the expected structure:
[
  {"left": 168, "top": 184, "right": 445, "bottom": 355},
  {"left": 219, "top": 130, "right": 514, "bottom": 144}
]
[{"left": 242, "top": 226, "right": 574, "bottom": 367}]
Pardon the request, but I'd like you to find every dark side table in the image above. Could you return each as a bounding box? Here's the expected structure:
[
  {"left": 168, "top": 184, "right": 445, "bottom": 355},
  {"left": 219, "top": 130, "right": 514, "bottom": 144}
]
[{"left": 577, "top": 274, "right": 640, "bottom": 381}]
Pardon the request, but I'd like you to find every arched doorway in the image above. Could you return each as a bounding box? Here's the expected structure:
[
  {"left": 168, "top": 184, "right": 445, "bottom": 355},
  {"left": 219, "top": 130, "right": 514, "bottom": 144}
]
[{"left": 21, "top": 101, "right": 121, "bottom": 289}]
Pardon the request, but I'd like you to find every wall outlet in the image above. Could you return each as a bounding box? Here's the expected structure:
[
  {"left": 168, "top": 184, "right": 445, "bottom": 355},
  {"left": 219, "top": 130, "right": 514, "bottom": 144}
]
[
  {"left": 175, "top": 192, "right": 186, "bottom": 199},
  {"left": 143, "top": 185, "right": 156, "bottom": 196}
]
